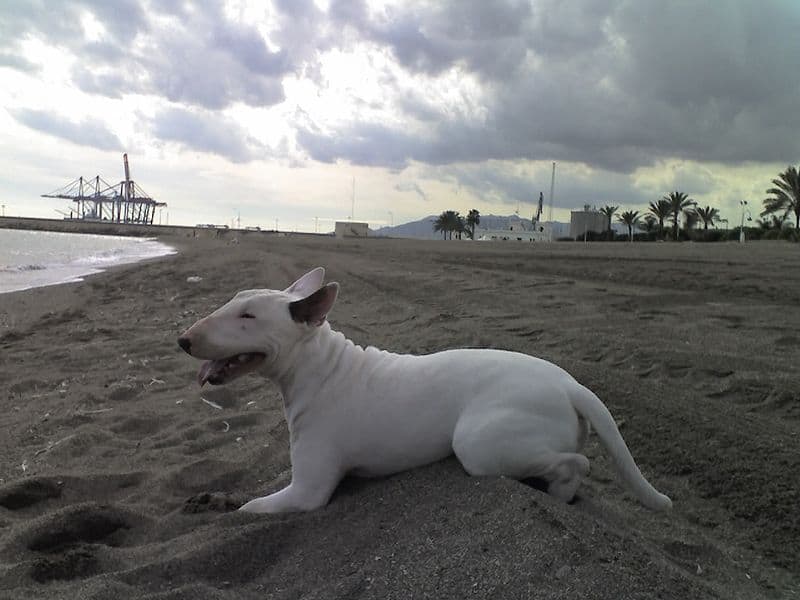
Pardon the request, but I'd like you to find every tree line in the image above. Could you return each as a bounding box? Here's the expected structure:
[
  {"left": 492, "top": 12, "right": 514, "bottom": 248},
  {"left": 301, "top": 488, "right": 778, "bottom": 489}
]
[
  {"left": 598, "top": 165, "right": 799, "bottom": 242},
  {"left": 429, "top": 165, "right": 799, "bottom": 242}
]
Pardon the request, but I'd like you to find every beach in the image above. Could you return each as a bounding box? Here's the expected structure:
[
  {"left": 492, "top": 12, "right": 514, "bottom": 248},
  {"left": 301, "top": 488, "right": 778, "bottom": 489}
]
[{"left": 0, "top": 232, "right": 798, "bottom": 599}]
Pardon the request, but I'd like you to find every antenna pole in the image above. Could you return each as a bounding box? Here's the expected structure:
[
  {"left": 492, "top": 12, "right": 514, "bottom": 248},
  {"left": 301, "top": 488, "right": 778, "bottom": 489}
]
[
  {"left": 351, "top": 176, "right": 355, "bottom": 221},
  {"left": 548, "top": 162, "right": 556, "bottom": 241}
]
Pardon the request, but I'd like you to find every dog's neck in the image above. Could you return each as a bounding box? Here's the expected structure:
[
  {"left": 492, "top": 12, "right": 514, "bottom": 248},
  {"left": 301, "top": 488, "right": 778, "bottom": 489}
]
[{"left": 270, "top": 322, "right": 375, "bottom": 414}]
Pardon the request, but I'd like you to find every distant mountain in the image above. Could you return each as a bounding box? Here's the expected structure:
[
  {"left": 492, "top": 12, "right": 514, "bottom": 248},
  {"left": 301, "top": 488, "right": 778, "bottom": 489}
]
[
  {"left": 373, "top": 214, "right": 570, "bottom": 239},
  {"left": 372, "top": 216, "right": 441, "bottom": 239}
]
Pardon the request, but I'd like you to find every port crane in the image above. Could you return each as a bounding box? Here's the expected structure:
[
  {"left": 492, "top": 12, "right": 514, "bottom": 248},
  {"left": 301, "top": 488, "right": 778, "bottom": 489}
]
[{"left": 41, "top": 154, "right": 166, "bottom": 225}]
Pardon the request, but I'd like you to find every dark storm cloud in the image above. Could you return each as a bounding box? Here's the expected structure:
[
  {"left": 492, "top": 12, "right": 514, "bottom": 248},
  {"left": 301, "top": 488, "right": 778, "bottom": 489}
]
[
  {"left": 150, "top": 107, "right": 263, "bottom": 163},
  {"left": 330, "top": 0, "right": 531, "bottom": 79},
  {"left": 10, "top": 108, "right": 123, "bottom": 151},
  {"left": 212, "top": 21, "right": 291, "bottom": 77},
  {"left": 304, "top": 0, "right": 800, "bottom": 173},
  {"left": 427, "top": 162, "right": 647, "bottom": 213}
]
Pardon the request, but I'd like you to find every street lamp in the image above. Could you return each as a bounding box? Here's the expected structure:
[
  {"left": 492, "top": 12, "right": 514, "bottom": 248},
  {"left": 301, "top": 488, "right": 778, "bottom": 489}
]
[
  {"left": 739, "top": 201, "right": 752, "bottom": 243},
  {"left": 388, "top": 211, "right": 393, "bottom": 227}
]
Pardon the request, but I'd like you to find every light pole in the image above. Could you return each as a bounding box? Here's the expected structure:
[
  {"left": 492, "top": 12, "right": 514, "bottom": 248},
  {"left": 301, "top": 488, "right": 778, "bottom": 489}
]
[
  {"left": 388, "top": 211, "right": 393, "bottom": 227},
  {"left": 739, "top": 201, "right": 752, "bottom": 243}
]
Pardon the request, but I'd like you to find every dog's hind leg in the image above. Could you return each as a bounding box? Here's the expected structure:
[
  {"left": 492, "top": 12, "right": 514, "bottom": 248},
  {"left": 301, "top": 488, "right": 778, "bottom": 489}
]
[
  {"left": 543, "top": 452, "right": 590, "bottom": 503},
  {"left": 452, "top": 405, "right": 589, "bottom": 503}
]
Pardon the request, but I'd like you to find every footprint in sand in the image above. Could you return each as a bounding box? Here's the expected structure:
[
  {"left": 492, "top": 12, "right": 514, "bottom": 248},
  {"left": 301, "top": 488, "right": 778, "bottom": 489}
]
[
  {"left": 182, "top": 492, "right": 243, "bottom": 513},
  {"left": 20, "top": 503, "right": 138, "bottom": 582},
  {"left": 109, "top": 415, "right": 164, "bottom": 439},
  {"left": 0, "top": 477, "right": 63, "bottom": 510}
]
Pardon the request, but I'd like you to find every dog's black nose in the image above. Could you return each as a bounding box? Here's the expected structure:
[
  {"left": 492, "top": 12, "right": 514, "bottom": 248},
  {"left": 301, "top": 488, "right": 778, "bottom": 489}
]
[{"left": 178, "top": 336, "right": 192, "bottom": 353}]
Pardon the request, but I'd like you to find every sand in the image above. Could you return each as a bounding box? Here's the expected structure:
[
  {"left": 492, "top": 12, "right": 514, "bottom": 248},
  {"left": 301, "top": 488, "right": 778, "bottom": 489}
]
[{"left": 0, "top": 232, "right": 798, "bottom": 599}]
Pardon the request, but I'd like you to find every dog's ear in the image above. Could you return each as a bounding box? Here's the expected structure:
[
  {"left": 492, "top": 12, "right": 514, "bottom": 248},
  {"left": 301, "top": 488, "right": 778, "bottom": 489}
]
[
  {"left": 284, "top": 267, "right": 325, "bottom": 297},
  {"left": 289, "top": 282, "right": 339, "bottom": 326}
]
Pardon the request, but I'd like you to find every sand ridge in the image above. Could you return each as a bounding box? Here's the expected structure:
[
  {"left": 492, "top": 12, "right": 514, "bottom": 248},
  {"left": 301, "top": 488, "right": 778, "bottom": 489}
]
[{"left": 0, "top": 233, "right": 798, "bottom": 598}]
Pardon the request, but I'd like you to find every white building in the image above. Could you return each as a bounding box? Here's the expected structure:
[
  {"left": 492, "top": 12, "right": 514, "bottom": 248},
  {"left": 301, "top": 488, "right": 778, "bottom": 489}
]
[
  {"left": 476, "top": 217, "right": 557, "bottom": 242},
  {"left": 570, "top": 207, "right": 606, "bottom": 239},
  {"left": 335, "top": 221, "right": 369, "bottom": 237}
]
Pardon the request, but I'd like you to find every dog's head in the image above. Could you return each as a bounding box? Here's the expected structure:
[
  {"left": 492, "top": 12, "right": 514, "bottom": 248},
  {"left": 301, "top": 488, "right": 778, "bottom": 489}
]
[{"left": 177, "top": 267, "right": 338, "bottom": 386}]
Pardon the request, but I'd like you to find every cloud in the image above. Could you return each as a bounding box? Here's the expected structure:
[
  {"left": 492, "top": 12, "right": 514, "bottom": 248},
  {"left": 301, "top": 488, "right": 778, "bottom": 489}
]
[
  {"left": 331, "top": 0, "right": 532, "bottom": 79},
  {"left": 0, "top": 0, "right": 147, "bottom": 51},
  {"left": 150, "top": 107, "right": 264, "bottom": 163},
  {"left": 426, "top": 162, "right": 647, "bottom": 213},
  {"left": 0, "top": 0, "right": 290, "bottom": 110},
  {"left": 296, "top": 0, "right": 800, "bottom": 173},
  {"left": 10, "top": 108, "right": 123, "bottom": 151},
  {"left": 296, "top": 122, "right": 432, "bottom": 169},
  {"left": 0, "top": 51, "right": 40, "bottom": 73},
  {"left": 2, "top": 0, "right": 798, "bottom": 203},
  {"left": 394, "top": 181, "right": 428, "bottom": 201}
]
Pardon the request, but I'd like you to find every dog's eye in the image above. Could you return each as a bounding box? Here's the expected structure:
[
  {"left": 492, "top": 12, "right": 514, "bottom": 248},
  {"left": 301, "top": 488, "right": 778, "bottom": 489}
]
[{"left": 241, "top": 313, "right": 256, "bottom": 319}]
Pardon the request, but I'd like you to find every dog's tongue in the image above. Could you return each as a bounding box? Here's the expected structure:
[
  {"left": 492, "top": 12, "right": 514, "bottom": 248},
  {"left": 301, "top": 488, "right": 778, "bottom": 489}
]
[{"left": 198, "top": 360, "right": 224, "bottom": 387}]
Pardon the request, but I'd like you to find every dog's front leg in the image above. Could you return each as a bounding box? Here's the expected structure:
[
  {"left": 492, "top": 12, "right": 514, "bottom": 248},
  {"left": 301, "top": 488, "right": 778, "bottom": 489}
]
[{"left": 239, "top": 445, "right": 343, "bottom": 514}]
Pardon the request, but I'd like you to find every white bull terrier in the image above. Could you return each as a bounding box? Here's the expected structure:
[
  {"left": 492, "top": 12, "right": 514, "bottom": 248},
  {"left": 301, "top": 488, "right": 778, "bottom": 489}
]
[{"left": 178, "top": 267, "right": 672, "bottom": 514}]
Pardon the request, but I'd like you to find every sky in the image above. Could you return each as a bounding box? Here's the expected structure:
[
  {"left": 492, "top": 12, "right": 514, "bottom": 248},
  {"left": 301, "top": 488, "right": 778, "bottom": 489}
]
[{"left": 1, "top": 0, "right": 798, "bottom": 232}]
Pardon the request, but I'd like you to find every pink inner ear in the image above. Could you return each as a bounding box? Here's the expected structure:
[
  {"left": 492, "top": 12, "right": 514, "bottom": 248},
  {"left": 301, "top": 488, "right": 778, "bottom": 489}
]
[
  {"left": 285, "top": 267, "right": 325, "bottom": 297},
  {"left": 289, "top": 283, "right": 338, "bottom": 325}
]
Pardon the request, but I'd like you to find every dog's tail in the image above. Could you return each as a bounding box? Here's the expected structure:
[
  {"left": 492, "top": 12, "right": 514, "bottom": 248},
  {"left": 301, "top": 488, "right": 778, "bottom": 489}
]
[{"left": 569, "top": 384, "right": 672, "bottom": 511}]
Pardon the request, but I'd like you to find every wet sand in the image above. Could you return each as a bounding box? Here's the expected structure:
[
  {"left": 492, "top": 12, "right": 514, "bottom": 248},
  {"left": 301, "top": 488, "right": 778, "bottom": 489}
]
[{"left": 1, "top": 233, "right": 798, "bottom": 599}]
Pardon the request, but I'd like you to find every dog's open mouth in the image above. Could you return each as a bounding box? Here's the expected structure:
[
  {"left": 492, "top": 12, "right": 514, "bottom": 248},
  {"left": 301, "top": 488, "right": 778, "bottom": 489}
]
[{"left": 198, "top": 353, "right": 266, "bottom": 386}]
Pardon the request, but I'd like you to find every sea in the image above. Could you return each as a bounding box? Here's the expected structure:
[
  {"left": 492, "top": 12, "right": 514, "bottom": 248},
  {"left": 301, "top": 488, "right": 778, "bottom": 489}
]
[{"left": 0, "top": 229, "right": 176, "bottom": 294}]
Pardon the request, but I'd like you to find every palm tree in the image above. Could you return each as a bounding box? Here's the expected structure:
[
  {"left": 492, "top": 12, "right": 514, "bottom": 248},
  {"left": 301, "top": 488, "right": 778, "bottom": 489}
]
[
  {"left": 684, "top": 209, "right": 699, "bottom": 231},
  {"left": 758, "top": 214, "right": 787, "bottom": 230},
  {"left": 663, "top": 191, "right": 695, "bottom": 240},
  {"left": 618, "top": 210, "right": 640, "bottom": 242},
  {"left": 640, "top": 215, "right": 658, "bottom": 235},
  {"left": 599, "top": 205, "right": 618, "bottom": 240},
  {"left": 433, "top": 212, "right": 448, "bottom": 239},
  {"left": 695, "top": 206, "right": 720, "bottom": 230},
  {"left": 648, "top": 199, "right": 671, "bottom": 240},
  {"left": 465, "top": 209, "right": 480, "bottom": 239},
  {"left": 446, "top": 210, "right": 462, "bottom": 240},
  {"left": 432, "top": 210, "right": 463, "bottom": 239},
  {"left": 455, "top": 215, "right": 466, "bottom": 240},
  {"left": 762, "top": 165, "right": 800, "bottom": 229}
]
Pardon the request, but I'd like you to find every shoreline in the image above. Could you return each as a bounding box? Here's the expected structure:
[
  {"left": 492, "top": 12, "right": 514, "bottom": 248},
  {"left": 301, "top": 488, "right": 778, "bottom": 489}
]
[
  {"left": 0, "top": 215, "right": 333, "bottom": 240},
  {"left": 0, "top": 234, "right": 798, "bottom": 598},
  {"left": 0, "top": 229, "right": 179, "bottom": 296}
]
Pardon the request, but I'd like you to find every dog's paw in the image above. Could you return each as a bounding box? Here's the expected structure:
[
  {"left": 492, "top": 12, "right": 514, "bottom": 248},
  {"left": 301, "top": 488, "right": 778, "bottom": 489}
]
[{"left": 182, "top": 492, "right": 243, "bottom": 514}]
